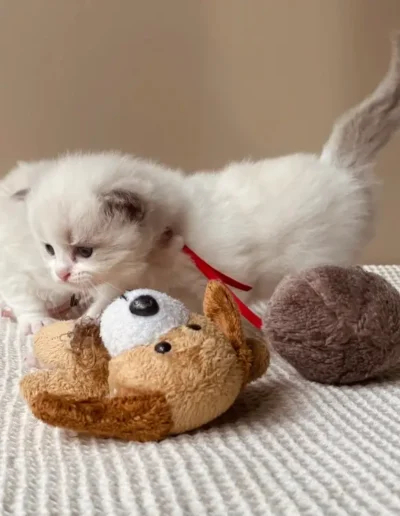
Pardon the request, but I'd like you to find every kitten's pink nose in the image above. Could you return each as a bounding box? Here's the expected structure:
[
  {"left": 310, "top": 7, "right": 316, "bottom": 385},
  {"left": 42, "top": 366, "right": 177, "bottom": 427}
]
[{"left": 56, "top": 269, "right": 71, "bottom": 282}]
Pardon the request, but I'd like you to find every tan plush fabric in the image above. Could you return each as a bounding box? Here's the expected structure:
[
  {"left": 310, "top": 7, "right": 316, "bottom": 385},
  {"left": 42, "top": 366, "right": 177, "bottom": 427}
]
[
  {"left": 21, "top": 321, "right": 110, "bottom": 406},
  {"left": 1, "top": 265, "right": 400, "bottom": 514},
  {"left": 20, "top": 282, "right": 268, "bottom": 440}
]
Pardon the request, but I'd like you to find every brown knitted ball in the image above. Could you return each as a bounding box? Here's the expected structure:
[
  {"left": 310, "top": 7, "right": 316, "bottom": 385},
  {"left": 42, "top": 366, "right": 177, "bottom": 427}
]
[{"left": 263, "top": 265, "right": 400, "bottom": 384}]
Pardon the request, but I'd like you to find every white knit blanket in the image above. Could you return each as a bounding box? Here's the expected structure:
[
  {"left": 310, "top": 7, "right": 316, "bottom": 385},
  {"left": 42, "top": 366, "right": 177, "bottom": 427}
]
[{"left": 1, "top": 265, "right": 400, "bottom": 516}]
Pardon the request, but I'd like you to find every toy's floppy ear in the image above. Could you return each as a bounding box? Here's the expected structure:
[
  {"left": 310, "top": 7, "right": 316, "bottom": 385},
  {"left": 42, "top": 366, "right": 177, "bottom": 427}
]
[
  {"left": 203, "top": 281, "right": 243, "bottom": 341},
  {"left": 203, "top": 281, "right": 251, "bottom": 383},
  {"left": 29, "top": 390, "right": 173, "bottom": 442},
  {"left": 245, "top": 338, "right": 270, "bottom": 383}
]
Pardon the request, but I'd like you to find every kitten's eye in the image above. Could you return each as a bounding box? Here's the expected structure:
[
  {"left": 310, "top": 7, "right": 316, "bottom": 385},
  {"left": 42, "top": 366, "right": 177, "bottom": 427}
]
[
  {"left": 44, "top": 244, "right": 55, "bottom": 256},
  {"left": 75, "top": 247, "right": 93, "bottom": 258}
]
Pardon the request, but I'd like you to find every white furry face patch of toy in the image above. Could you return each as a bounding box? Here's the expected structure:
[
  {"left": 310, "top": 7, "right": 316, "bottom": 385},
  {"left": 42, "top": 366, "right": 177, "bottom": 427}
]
[{"left": 100, "top": 289, "right": 190, "bottom": 357}]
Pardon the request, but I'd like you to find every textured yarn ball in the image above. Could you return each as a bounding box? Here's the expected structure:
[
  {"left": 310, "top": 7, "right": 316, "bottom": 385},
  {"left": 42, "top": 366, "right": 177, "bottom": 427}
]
[{"left": 263, "top": 266, "right": 400, "bottom": 384}]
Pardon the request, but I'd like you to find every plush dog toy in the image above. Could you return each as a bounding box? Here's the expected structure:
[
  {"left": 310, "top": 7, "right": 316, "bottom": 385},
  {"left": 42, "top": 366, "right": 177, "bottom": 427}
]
[
  {"left": 263, "top": 265, "right": 400, "bottom": 384},
  {"left": 20, "top": 281, "right": 269, "bottom": 441}
]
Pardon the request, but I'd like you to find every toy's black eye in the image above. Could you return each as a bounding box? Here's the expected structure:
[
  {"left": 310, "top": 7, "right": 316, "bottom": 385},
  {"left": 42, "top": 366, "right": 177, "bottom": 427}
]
[
  {"left": 129, "top": 295, "right": 159, "bottom": 316},
  {"left": 187, "top": 324, "right": 201, "bottom": 331},
  {"left": 155, "top": 341, "right": 172, "bottom": 354},
  {"left": 75, "top": 247, "right": 93, "bottom": 258},
  {"left": 45, "top": 244, "right": 55, "bottom": 256}
]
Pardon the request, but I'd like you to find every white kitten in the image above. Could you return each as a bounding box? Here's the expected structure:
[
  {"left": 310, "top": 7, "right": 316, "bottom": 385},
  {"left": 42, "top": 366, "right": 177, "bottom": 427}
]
[
  {"left": 1, "top": 34, "right": 399, "bottom": 335},
  {"left": 0, "top": 159, "right": 74, "bottom": 334},
  {"left": 0, "top": 153, "right": 199, "bottom": 334}
]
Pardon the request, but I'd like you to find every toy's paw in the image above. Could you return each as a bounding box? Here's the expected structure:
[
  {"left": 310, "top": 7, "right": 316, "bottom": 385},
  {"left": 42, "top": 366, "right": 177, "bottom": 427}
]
[{"left": 18, "top": 315, "right": 57, "bottom": 336}]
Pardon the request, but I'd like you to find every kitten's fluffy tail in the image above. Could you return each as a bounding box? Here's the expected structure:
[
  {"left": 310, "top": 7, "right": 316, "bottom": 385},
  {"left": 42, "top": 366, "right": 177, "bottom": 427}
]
[{"left": 320, "top": 32, "right": 400, "bottom": 171}]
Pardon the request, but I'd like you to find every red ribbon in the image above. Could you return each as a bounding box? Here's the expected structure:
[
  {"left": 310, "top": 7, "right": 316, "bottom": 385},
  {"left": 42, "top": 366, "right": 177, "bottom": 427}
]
[{"left": 182, "top": 245, "right": 262, "bottom": 329}]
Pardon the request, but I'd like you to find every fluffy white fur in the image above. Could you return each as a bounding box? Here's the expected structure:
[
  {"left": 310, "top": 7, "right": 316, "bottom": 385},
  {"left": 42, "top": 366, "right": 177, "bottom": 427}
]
[
  {"left": 0, "top": 159, "right": 70, "bottom": 334},
  {"left": 1, "top": 34, "right": 400, "bottom": 335}
]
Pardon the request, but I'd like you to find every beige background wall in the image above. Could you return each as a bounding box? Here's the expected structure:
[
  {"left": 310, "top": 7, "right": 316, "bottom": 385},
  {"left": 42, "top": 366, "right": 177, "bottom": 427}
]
[{"left": 0, "top": 0, "right": 399, "bottom": 263}]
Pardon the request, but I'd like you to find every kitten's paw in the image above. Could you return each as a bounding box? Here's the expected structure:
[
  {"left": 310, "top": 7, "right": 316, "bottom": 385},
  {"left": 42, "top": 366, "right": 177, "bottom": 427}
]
[
  {"left": 24, "top": 352, "right": 41, "bottom": 369},
  {"left": 1, "top": 307, "right": 15, "bottom": 320},
  {"left": 18, "top": 315, "right": 56, "bottom": 336},
  {"left": 0, "top": 297, "right": 15, "bottom": 320},
  {"left": 23, "top": 352, "right": 52, "bottom": 370},
  {"left": 77, "top": 311, "right": 101, "bottom": 325}
]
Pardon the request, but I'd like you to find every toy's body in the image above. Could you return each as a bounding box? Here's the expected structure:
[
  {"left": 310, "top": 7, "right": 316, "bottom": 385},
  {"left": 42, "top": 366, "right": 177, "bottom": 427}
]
[{"left": 21, "top": 281, "right": 269, "bottom": 441}]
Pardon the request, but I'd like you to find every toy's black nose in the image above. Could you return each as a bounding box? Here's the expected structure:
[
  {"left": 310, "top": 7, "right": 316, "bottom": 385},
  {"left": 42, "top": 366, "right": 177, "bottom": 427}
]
[{"left": 129, "top": 295, "right": 159, "bottom": 316}]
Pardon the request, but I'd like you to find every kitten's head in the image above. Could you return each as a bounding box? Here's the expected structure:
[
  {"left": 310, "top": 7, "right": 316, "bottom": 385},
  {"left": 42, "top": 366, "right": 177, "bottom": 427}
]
[{"left": 26, "top": 153, "right": 185, "bottom": 292}]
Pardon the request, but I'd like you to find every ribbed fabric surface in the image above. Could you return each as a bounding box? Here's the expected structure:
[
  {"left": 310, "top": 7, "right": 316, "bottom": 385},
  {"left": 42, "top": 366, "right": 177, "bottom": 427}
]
[{"left": 1, "top": 265, "right": 400, "bottom": 515}]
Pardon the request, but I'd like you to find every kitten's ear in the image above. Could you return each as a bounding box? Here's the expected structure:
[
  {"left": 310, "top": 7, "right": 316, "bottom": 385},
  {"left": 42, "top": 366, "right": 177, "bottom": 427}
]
[
  {"left": 12, "top": 188, "right": 30, "bottom": 201},
  {"left": 100, "top": 189, "right": 146, "bottom": 223}
]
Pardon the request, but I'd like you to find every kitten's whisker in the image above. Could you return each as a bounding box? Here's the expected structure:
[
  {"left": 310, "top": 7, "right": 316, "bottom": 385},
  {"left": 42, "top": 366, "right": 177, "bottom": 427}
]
[
  {"left": 82, "top": 288, "right": 93, "bottom": 305},
  {"left": 101, "top": 281, "right": 124, "bottom": 294},
  {"left": 88, "top": 283, "right": 103, "bottom": 298}
]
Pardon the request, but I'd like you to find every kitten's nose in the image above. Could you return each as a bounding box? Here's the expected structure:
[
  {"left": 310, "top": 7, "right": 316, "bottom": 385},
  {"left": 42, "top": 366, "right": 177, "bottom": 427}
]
[
  {"left": 56, "top": 269, "right": 71, "bottom": 282},
  {"left": 129, "top": 295, "right": 159, "bottom": 316}
]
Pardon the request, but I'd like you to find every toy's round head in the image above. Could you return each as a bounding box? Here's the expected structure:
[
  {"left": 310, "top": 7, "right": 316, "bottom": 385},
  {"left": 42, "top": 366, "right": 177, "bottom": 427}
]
[
  {"left": 263, "top": 266, "right": 400, "bottom": 384},
  {"left": 100, "top": 288, "right": 190, "bottom": 356}
]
